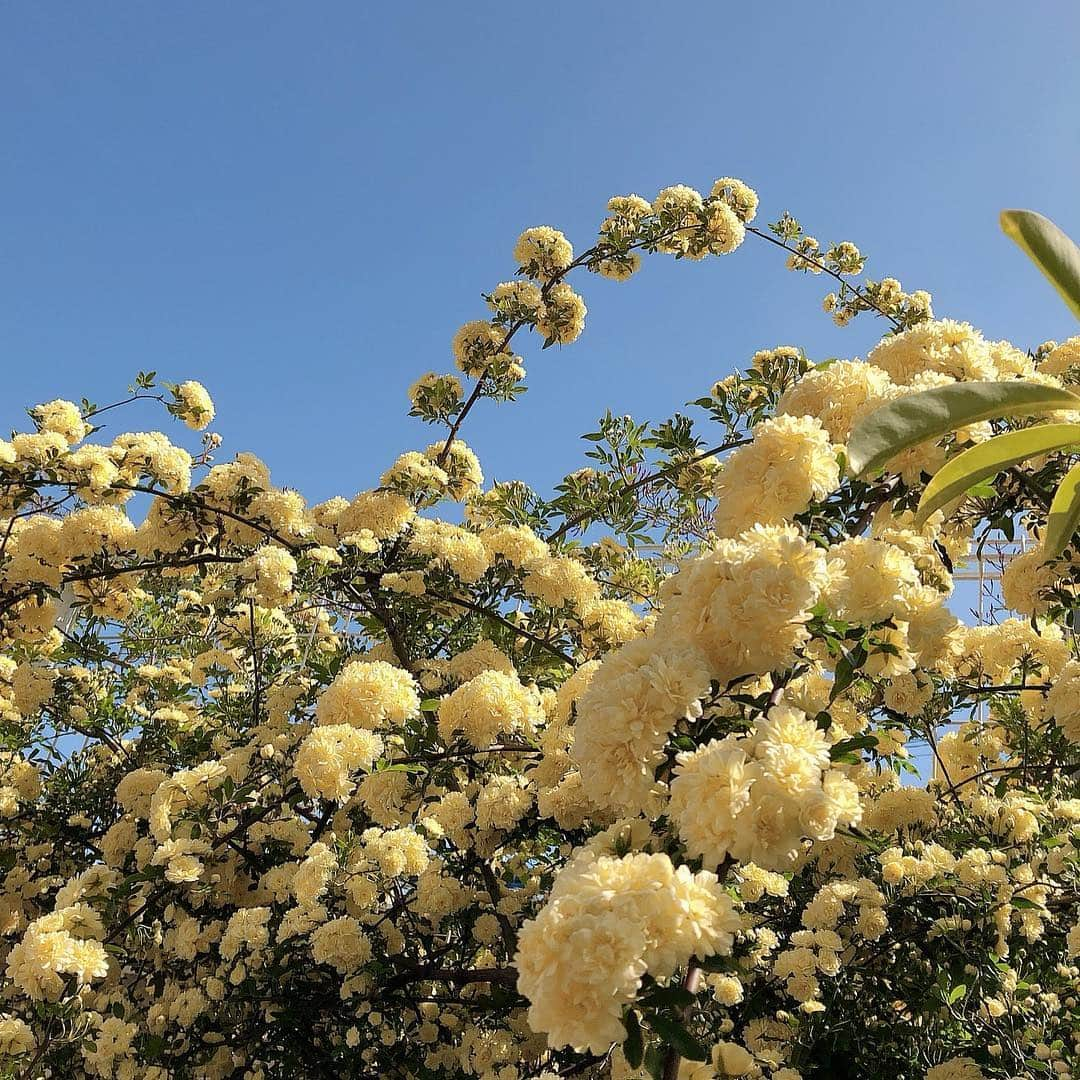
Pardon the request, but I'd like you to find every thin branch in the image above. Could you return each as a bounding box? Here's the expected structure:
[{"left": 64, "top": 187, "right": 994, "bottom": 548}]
[
  {"left": 745, "top": 225, "right": 903, "bottom": 329},
  {"left": 426, "top": 589, "right": 574, "bottom": 665},
  {"left": 546, "top": 438, "right": 750, "bottom": 543},
  {"left": 83, "top": 392, "right": 168, "bottom": 421}
]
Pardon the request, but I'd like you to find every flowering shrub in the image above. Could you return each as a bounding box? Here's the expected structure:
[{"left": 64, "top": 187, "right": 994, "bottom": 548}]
[{"left": 0, "top": 180, "right": 1078, "bottom": 1080}]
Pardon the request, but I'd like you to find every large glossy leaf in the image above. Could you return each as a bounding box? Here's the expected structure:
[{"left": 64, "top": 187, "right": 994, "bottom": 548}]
[
  {"left": 1001, "top": 209, "right": 1080, "bottom": 321},
  {"left": 914, "top": 423, "right": 1080, "bottom": 526},
  {"left": 1043, "top": 459, "right": 1080, "bottom": 560},
  {"left": 847, "top": 381, "right": 1080, "bottom": 478}
]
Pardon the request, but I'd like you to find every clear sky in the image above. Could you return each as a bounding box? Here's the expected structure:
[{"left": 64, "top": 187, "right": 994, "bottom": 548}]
[{"left": 4, "top": 2, "right": 1080, "bottom": 505}]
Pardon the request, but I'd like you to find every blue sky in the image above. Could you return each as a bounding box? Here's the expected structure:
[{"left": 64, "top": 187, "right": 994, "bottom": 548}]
[{"left": 3, "top": 2, "right": 1080, "bottom": 505}]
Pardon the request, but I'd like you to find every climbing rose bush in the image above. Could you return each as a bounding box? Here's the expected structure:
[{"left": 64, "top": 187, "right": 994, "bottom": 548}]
[{"left": 0, "top": 177, "right": 1078, "bottom": 1080}]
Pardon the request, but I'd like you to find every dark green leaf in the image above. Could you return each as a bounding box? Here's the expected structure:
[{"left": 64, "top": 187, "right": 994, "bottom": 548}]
[
  {"left": 1010, "top": 896, "right": 1044, "bottom": 910},
  {"left": 640, "top": 985, "right": 695, "bottom": 1009},
  {"left": 644, "top": 1046, "right": 666, "bottom": 1080},
  {"left": 623, "top": 1010, "right": 644, "bottom": 1069},
  {"left": 646, "top": 1015, "right": 708, "bottom": 1062},
  {"left": 830, "top": 734, "right": 879, "bottom": 760}
]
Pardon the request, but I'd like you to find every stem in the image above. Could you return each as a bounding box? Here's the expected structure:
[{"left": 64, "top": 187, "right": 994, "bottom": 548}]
[
  {"left": 435, "top": 221, "right": 714, "bottom": 465},
  {"left": 479, "top": 860, "right": 518, "bottom": 957},
  {"left": 248, "top": 598, "right": 262, "bottom": 727},
  {"left": 659, "top": 857, "right": 733, "bottom": 1080},
  {"left": 435, "top": 246, "right": 599, "bottom": 466},
  {"left": 425, "top": 589, "right": 574, "bottom": 665},
  {"left": 546, "top": 438, "right": 750, "bottom": 543},
  {"left": 746, "top": 225, "right": 903, "bottom": 329},
  {"left": 83, "top": 392, "right": 167, "bottom": 421},
  {"left": 0, "top": 553, "right": 244, "bottom": 619},
  {"left": 661, "top": 961, "right": 703, "bottom": 1080}
]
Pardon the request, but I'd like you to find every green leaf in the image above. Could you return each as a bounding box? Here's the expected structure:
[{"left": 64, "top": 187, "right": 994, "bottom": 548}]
[
  {"left": 1001, "top": 209, "right": 1080, "bottom": 320},
  {"left": 697, "top": 954, "right": 733, "bottom": 974},
  {"left": 1042, "top": 459, "right": 1080, "bottom": 560},
  {"left": 830, "top": 656, "right": 856, "bottom": 701},
  {"left": 1010, "top": 896, "right": 1045, "bottom": 910},
  {"left": 640, "top": 985, "right": 695, "bottom": 1009},
  {"left": 947, "top": 983, "right": 967, "bottom": 1004},
  {"left": 644, "top": 1046, "right": 666, "bottom": 1080},
  {"left": 646, "top": 1015, "right": 708, "bottom": 1062},
  {"left": 830, "top": 643, "right": 866, "bottom": 702},
  {"left": 830, "top": 734, "right": 879, "bottom": 760},
  {"left": 623, "top": 1010, "right": 644, "bottom": 1069},
  {"left": 846, "top": 382, "right": 1080, "bottom": 478},
  {"left": 915, "top": 423, "right": 1080, "bottom": 525},
  {"left": 144, "top": 1035, "right": 166, "bottom": 1059}
]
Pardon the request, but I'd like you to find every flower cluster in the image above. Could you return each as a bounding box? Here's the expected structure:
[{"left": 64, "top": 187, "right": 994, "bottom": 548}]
[
  {"left": 515, "top": 849, "right": 740, "bottom": 1052},
  {"left": 0, "top": 178, "right": 1077, "bottom": 1080},
  {"left": 669, "top": 704, "right": 861, "bottom": 871}
]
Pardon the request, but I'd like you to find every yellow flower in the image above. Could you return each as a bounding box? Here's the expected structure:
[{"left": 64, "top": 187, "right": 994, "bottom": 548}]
[
  {"left": 31, "top": 399, "right": 91, "bottom": 445},
  {"left": 172, "top": 381, "right": 215, "bottom": 430},
  {"left": 515, "top": 851, "right": 739, "bottom": 1053},
  {"left": 294, "top": 725, "right": 383, "bottom": 802},
  {"left": 513, "top": 226, "right": 573, "bottom": 280},
  {"left": 713, "top": 414, "right": 839, "bottom": 537},
  {"left": 316, "top": 660, "right": 420, "bottom": 730},
  {"left": 437, "top": 669, "right": 541, "bottom": 748},
  {"left": 0, "top": 1016, "right": 35, "bottom": 1056}
]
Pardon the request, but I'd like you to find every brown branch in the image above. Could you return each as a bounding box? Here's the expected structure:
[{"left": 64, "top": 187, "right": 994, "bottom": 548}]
[
  {"left": 380, "top": 963, "right": 518, "bottom": 995},
  {"left": 745, "top": 225, "right": 903, "bottom": 329},
  {"left": 479, "top": 860, "right": 518, "bottom": 958},
  {"left": 435, "top": 222, "right": 699, "bottom": 465},
  {"left": 83, "top": 391, "right": 168, "bottom": 420},
  {"left": 343, "top": 581, "right": 416, "bottom": 673},
  {"left": 660, "top": 857, "right": 732, "bottom": 1080},
  {"left": 0, "top": 553, "right": 244, "bottom": 619},
  {"left": 114, "top": 482, "right": 306, "bottom": 551},
  {"left": 425, "top": 589, "right": 574, "bottom": 665},
  {"left": 661, "top": 960, "right": 704, "bottom": 1080}
]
